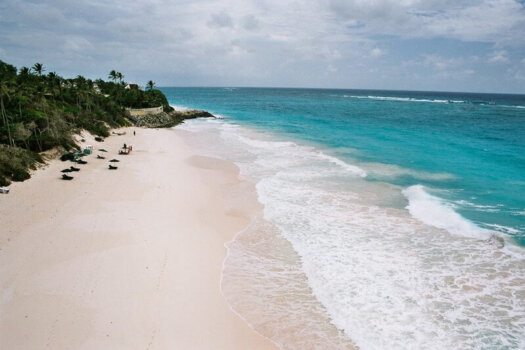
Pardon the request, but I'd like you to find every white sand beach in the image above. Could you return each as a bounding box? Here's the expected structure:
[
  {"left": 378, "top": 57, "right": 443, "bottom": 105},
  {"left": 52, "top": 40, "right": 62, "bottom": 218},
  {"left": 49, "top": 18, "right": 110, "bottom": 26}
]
[{"left": 0, "top": 127, "right": 278, "bottom": 349}]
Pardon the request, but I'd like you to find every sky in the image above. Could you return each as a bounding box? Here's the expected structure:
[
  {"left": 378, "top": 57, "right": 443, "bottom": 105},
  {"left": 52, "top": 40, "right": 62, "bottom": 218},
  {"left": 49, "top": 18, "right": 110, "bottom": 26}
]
[{"left": 1, "top": 0, "right": 525, "bottom": 93}]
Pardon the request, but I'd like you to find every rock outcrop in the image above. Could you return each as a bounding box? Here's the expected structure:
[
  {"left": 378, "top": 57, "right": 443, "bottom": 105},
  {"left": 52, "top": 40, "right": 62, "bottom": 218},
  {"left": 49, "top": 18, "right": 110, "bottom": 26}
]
[{"left": 129, "top": 109, "right": 215, "bottom": 128}]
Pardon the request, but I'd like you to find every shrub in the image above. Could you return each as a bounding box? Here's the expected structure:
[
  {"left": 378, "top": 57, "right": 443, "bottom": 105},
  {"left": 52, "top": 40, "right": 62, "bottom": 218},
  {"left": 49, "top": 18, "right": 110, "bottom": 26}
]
[{"left": 0, "top": 145, "right": 43, "bottom": 185}]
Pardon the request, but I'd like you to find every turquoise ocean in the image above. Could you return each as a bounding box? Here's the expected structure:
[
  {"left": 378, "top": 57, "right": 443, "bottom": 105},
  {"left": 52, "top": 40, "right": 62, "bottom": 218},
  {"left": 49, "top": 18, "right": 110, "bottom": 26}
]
[{"left": 162, "top": 87, "right": 524, "bottom": 349}]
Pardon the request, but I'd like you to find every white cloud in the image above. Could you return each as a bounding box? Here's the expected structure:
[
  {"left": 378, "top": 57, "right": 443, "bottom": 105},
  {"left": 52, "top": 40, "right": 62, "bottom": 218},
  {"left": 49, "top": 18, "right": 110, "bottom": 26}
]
[
  {"left": 0, "top": 0, "right": 524, "bottom": 92},
  {"left": 488, "top": 50, "right": 509, "bottom": 63},
  {"left": 403, "top": 54, "right": 479, "bottom": 78},
  {"left": 242, "top": 15, "right": 260, "bottom": 31},
  {"left": 370, "top": 48, "right": 385, "bottom": 57},
  {"left": 510, "top": 58, "right": 525, "bottom": 80},
  {"left": 324, "top": 0, "right": 525, "bottom": 45},
  {"left": 207, "top": 12, "right": 234, "bottom": 29},
  {"left": 420, "top": 55, "right": 465, "bottom": 70}
]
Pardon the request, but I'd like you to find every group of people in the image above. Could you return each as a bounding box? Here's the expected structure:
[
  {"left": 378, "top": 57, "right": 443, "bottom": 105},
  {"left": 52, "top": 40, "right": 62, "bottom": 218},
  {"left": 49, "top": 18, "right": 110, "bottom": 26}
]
[
  {"left": 122, "top": 130, "right": 136, "bottom": 152},
  {"left": 121, "top": 143, "right": 133, "bottom": 154}
]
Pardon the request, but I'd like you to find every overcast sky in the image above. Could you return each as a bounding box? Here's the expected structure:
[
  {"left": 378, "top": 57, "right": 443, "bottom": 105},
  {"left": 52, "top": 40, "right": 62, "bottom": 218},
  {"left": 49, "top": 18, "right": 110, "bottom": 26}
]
[{"left": 1, "top": 0, "right": 525, "bottom": 93}]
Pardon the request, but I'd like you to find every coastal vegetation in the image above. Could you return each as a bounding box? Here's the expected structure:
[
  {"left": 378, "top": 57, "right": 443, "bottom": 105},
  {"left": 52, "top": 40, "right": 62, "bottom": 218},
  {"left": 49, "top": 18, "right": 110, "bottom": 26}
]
[{"left": 0, "top": 59, "right": 173, "bottom": 186}]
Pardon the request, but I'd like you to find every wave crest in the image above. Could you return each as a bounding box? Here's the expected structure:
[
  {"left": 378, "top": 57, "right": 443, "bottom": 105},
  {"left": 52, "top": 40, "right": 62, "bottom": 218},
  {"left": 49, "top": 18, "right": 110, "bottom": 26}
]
[{"left": 402, "top": 185, "right": 492, "bottom": 239}]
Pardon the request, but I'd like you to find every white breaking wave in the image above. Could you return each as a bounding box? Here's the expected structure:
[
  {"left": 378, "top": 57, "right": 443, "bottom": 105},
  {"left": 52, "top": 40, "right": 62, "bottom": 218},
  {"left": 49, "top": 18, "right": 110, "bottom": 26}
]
[
  {"left": 170, "top": 104, "right": 225, "bottom": 118},
  {"left": 363, "top": 162, "right": 455, "bottom": 181},
  {"left": 223, "top": 127, "right": 367, "bottom": 178},
  {"left": 343, "top": 96, "right": 525, "bottom": 109},
  {"left": 170, "top": 104, "right": 190, "bottom": 111},
  {"left": 402, "top": 185, "right": 492, "bottom": 239},
  {"left": 344, "top": 95, "right": 465, "bottom": 104},
  {"left": 317, "top": 152, "right": 367, "bottom": 177},
  {"left": 177, "top": 118, "right": 525, "bottom": 350},
  {"left": 234, "top": 134, "right": 298, "bottom": 150},
  {"left": 485, "top": 223, "right": 520, "bottom": 235}
]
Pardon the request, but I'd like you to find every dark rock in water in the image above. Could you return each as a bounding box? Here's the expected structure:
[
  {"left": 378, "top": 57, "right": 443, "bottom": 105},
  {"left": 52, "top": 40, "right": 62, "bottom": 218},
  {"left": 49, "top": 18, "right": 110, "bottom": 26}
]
[{"left": 176, "top": 110, "right": 215, "bottom": 120}]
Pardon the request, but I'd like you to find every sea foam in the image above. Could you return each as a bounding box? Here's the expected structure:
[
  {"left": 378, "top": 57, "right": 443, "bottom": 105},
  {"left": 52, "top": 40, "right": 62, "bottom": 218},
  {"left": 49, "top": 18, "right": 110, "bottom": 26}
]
[
  {"left": 170, "top": 104, "right": 190, "bottom": 111},
  {"left": 402, "top": 185, "right": 492, "bottom": 239},
  {"left": 178, "top": 118, "right": 525, "bottom": 350},
  {"left": 344, "top": 95, "right": 465, "bottom": 104}
]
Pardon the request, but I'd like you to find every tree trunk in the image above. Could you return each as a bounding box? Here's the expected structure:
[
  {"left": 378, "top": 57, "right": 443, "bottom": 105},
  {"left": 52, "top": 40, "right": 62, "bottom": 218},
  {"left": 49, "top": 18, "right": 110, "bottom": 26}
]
[{"left": 1, "top": 97, "right": 14, "bottom": 147}]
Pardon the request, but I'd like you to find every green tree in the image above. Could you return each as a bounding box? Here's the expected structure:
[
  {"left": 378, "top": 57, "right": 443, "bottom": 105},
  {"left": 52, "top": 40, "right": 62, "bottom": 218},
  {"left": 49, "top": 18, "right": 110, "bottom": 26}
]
[
  {"left": 117, "top": 72, "right": 124, "bottom": 84},
  {"left": 32, "top": 63, "right": 45, "bottom": 76},
  {"left": 47, "top": 71, "right": 63, "bottom": 98},
  {"left": 108, "top": 70, "right": 118, "bottom": 83},
  {"left": 146, "top": 80, "right": 155, "bottom": 91},
  {"left": 19, "top": 67, "right": 30, "bottom": 76}
]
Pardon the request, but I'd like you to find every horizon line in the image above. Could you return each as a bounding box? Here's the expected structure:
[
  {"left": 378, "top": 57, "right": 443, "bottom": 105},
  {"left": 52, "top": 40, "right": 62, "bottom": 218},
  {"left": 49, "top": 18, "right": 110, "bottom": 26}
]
[{"left": 156, "top": 86, "right": 525, "bottom": 96}]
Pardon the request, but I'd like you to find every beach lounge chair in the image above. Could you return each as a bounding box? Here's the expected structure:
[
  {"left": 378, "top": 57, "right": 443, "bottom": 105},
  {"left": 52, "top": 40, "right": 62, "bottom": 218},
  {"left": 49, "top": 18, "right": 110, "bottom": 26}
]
[
  {"left": 99, "top": 149, "right": 108, "bottom": 152},
  {"left": 108, "top": 165, "right": 118, "bottom": 170},
  {"left": 109, "top": 159, "right": 120, "bottom": 162},
  {"left": 97, "top": 155, "right": 105, "bottom": 159},
  {"left": 61, "top": 168, "right": 73, "bottom": 173},
  {"left": 62, "top": 174, "right": 74, "bottom": 180},
  {"left": 77, "top": 159, "right": 88, "bottom": 164},
  {"left": 70, "top": 166, "right": 80, "bottom": 172}
]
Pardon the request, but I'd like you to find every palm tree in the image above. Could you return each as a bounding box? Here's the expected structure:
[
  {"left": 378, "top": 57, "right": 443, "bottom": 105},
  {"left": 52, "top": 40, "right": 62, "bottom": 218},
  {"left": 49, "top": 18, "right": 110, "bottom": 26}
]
[
  {"left": 19, "top": 66, "right": 30, "bottom": 75},
  {"left": 117, "top": 72, "right": 124, "bottom": 84},
  {"left": 108, "top": 70, "right": 118, "bottom": 83},
  {"left": 47, "top": 72, "right": 61, "bottom": 98},
  {"left": 32, "top": 63, "right": 45, "bottom": 76},
  {"left": 75, "top": 75, "right": 87, "bottom": 87},
  {"left": 146, "top": 80, "right": 155, "bottom": 91},
  {"left": 17, "top": 67, "right": 30, "bottom": 85}
]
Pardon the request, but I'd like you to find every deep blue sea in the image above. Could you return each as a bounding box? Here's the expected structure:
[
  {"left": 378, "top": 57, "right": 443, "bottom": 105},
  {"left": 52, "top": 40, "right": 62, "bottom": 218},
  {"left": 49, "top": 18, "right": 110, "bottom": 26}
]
[{"left": 162, "top": 87, "right": 525, "bottom": 349}]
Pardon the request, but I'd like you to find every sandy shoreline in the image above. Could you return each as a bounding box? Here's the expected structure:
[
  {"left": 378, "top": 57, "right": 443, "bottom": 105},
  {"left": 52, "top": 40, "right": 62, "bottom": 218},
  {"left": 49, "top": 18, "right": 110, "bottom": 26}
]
[{"left": 0, "top": 127, "right": 278, "bottom": 349}]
